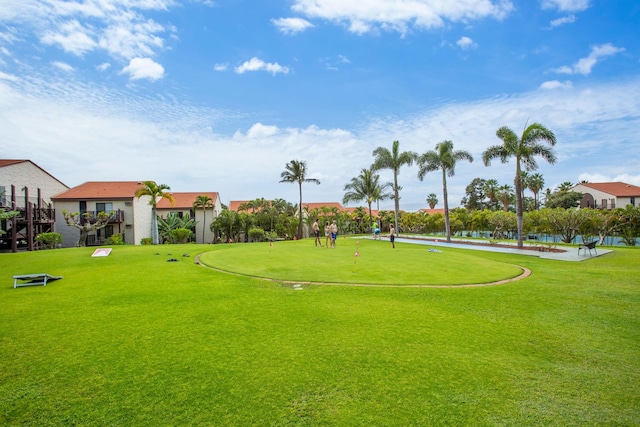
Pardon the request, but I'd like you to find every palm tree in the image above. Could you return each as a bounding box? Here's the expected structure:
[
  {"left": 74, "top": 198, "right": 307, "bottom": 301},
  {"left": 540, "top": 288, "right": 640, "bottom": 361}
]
[
  {"left": 497, "top": 184, "right": 514, "bottom": 212},
  {"left": 417, "top": 140, "right": 473, "bottom": 242},
  {"left": 279, "top": 160, "right": 320, "bottom": 239},
  {"left": 134, "top": 181, "right": 175, "bottom": 245},
  {"left": 343, "top": 167, "right": 390, "bottom": 225},
  {"left": 371, "top": 140, "right": 417, "bottom": 236},
  {"left": 483, "top": 179, "right": 499, "bottom": 210},
  {"left": 558, "top": 181, "right": 574, "bottom": 192},
  {"left": 482, "top": 122, "right": 556, "bottom": 248},
  {"left": 527, "top": 173, "right": 545, "bottom": 210},
  {"left": 426, "top": 193, "right": 438, "bottom": 209},
  {"left": 193, "top": 195, "right": 213, "bottom": 243}
]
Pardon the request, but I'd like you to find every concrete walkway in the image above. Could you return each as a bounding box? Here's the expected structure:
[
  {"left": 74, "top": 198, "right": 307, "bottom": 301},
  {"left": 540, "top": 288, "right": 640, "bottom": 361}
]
[{"left": 366, "top": 236, "right": 612, "bottom": 262}]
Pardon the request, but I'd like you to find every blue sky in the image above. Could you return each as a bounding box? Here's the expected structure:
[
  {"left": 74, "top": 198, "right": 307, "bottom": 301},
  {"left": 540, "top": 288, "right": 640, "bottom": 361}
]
[{"left": 1, "top": 0, "right": 639, "bottom": 211}]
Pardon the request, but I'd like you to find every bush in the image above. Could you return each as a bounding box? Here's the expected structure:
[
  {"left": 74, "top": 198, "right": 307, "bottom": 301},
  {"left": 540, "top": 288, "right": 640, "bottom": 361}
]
[
  {"left": 105, "top": 233, "right": 125, "bottom": 245},
  {"left": 169, "top": 228, "right": 192, "bottom": 244},
  {"left": 141, "top": 237, "right": 153, "bottom": 245},
  {"left": 35, "top": 232, "right": 62, "bottom": 249},
  {"left": 248, "top": 227, "right": 265, "bottom": 242}
]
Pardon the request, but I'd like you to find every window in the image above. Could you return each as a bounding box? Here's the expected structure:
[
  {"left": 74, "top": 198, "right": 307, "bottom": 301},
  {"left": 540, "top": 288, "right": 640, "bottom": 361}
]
[
  {"left": 601, "top": 199, "right": 607, "bottom": 209},
  {"left": 631, "top": 197, "right": 636, "bottom": 206},
  {"left": 96, "top": 202, "right": 113, "bottom": 213}
]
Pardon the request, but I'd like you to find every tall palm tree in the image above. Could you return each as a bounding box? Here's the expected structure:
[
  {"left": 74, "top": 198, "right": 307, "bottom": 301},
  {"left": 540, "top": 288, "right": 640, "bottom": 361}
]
[
  {"left": 426, "top": 193, "right": 438, "bottom": 209},
  {"left": 134, "top": 181, "right": 175, "bottom": 245},
  {"left": 527, "top": 173, "right": 545, "bottom": 210},
  {"left": 193, "top": 195, "right": 213, "bottom": 243},
  {"left": 343, "top": 167, "right": 390, "bottom": 225},
  {"left": 417, "top": 140, "right": 473, "bottom": 242},
  {"left": 279, "top": 160, "right": 320, "bottom": 239},
  {"left": 371, "top": 140, "right": 417, "bottom": 236},
  {"left": 482, "top": 122, "right": 556, "bottom": 248}
]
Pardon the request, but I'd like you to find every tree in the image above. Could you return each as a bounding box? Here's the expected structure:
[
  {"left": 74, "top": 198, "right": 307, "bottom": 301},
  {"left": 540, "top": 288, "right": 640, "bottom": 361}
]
[
  {"left": 545, "top": 189, "right": 583, "bottom": 209},
  {"left": 461, "top": 178, "right": 486, "bottom": 211},
  {"left": 193, "top": 195, "right": 214, "bottom": 243},
  {"left": 62, "top": 210, "right": 115, "bottom": 247},
  {"left": 426, "top": 193, "right": 439, "bottom": 209},
  {"left": 134, "top": 181, "right": 175, "bottom": 245},
  {"left": 343, "top": 167, "right": 390, "bottom": 225},
  {"left": 417, "top": 140, "right": 473, "bottom": 242},
  {"left": 211, "top": 209, "right": 241, "bottom": 243},
  {"left": 527, "top": 173, "right": 545, "bottom": 210},
  {"left": 483, "top": 179, "right": 500, "bottom": 211},
  {"left": 497, "top": 184, "right": 514, "bottom": 212},
  {"left": 158, "top": 213, "right": 197, "bottom": 243},
  {"left": 0, "top": 209, "right": 19, "bottom": 235},
  {"left": 371, "top": 140, "right": 417, "bottom": 236},
  {"left": 279, "top": 160, "right": 320, "bottom": 239},
  {"left": 483, "top": 122, "right": 557, "bottom": 248}
]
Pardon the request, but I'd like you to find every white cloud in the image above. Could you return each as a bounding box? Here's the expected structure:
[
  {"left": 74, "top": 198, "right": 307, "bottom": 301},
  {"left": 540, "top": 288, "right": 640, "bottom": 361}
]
[
  {"left": 539, "top": 80, "right": 573, "bottom": 90},
  {"left": 554, "top": 43, "right": 624, "bottom": 75},
  {"left": 235, "top": 57, "right": 290, "bottom": 75},
  {"left": 3, "top": 0, "right": 172, "bottom": 61},
  {"left": 0, "top": 71, "right": 18, "bottom": 81},
  {"left": 290, "top": 0, "right": 514, "bottom": 34},
  {"left": 549, "top": 14, "right": 576, "bottom": 28},
  {"left": 96, "top": 62, "right": 111, "bottom": 71},
  {"left": 272, "top": 17, "right": 314, "bottom": 35},
  {"left": 2, "top": 75, "right": 639, "bottom": 210},
  {"left": 120, "top": 57, "right": 164, "bottom": 81},
  {"left": 52, "top": 61, "right": 75, "bottom": 72},
  {"left": 541, "top": 0, "right": 590, "bottom": 12},
  {"left": 213, "top": 63, "right": 227, "bottom": 72},
  {"left": 41, "top": 20, "right": 97, "bottom": 55},
  {"left": 456, "top": 36, "right": 477, "bottom": 50},
  {"left": 246, "top": 123, "right": 279, "bottom": 138}
]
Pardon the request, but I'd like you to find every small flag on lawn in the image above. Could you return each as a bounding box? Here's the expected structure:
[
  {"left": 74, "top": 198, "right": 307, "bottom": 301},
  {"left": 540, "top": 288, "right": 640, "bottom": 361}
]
[{"left": 355, "top": 250, "right": 359, "bottom": 257}]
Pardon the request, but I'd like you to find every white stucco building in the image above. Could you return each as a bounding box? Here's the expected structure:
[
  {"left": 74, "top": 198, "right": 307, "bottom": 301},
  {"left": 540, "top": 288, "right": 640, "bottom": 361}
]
[
  {"left": 52, "top": 181, "right": 154, "bottom": 247},
  {"left": 572, "top": 182, "right": 640, "bottom": 209}
]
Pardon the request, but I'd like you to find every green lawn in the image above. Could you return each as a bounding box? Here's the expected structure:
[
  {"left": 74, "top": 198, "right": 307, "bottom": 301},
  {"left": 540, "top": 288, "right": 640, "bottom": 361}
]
[{"left": 1, "top": 239, "right": 639, "bottom": 425}]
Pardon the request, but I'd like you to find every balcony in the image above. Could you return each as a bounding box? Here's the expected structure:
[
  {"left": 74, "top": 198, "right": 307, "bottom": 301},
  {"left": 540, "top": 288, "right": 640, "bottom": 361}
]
[{"left": 80, "top": 210, "right": 125, "bottom": 224}]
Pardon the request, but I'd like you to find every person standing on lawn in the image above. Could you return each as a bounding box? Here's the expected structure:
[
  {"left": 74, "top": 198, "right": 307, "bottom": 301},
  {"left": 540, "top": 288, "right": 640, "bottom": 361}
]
[
  {"left": 389, "top": 224, "right": 396, "bottom": 249},
  {"left": 330, "top": 220, "right": 338, "bottom": 248},
  {"left": 313, "top": 219, "right": 322, "bottom": 247}
]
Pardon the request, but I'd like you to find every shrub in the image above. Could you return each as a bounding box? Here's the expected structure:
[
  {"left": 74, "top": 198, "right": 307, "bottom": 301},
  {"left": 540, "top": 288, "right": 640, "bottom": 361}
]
[
  {"left": 35, "top": 232, "right": 62, "bottom": 249},
  {"left": 170, "top": 228, "right": 192, "bottom": 244},
  {"left": 105, "top": 233, "right": 125, "bottom": 245},
  {"left": 248, "top": 227, "right": 265, "bottom": 242},
  {"left": 141, "top": 237, "right": 153, "bottom": 245}
]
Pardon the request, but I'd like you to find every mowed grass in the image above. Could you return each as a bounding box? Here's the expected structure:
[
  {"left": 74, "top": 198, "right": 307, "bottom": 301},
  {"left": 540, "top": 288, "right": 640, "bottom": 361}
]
[
  {"left": 198, "top": 237, "right": 523, "bottom": 285},
  {"left": 0, "top": 240, "right": 639, "bottom": 425}
]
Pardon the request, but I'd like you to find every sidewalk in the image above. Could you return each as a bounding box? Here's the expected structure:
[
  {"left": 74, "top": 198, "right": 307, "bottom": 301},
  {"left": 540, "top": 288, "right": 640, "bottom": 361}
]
[{"left": 369, "top": 236, "right": 612, "bottom": 262}]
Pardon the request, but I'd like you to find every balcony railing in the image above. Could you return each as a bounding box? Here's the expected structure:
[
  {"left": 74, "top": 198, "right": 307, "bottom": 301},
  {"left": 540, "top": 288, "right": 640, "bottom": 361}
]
[{"left": 79, "top": 210, "right": 125, "bottom": 224}]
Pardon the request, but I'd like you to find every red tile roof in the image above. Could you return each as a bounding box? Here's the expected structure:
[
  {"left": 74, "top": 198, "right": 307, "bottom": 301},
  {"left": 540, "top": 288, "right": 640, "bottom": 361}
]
[
  {"left": 0, "top": 159, "right": 28, "bottom": 168},
  {"left": 228, "top": 200, "right": 252, "bottom": 212},
  {"left": 344, "top": 206, "right": 379, "bottom": 217},
  {"left": 302, "top": 202, "right": 346, "bottom": 212},
  {"left": 157, "top": 192, "right": 219, "bottom": 209},
  {"left": 419, "top": 208, "right": 445, "bottom": 215},
  {"left": 52, "top": 181, "right": 146, "bottom": 200},
  {"left": 576, "top": 182, "right": 640, "bottom": 197}
]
